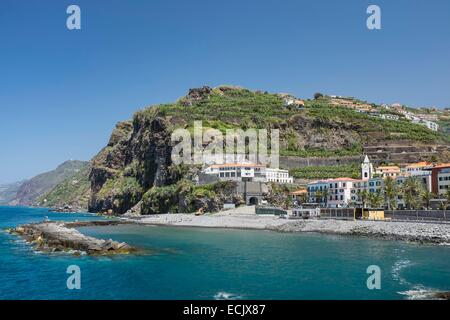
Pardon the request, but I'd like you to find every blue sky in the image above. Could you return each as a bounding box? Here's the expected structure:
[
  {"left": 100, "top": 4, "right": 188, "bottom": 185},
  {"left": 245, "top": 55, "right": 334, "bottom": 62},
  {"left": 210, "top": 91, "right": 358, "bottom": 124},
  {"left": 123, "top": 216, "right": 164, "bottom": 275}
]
[{"left": 0, "top": 0, "right": 449, "bottom": 182}]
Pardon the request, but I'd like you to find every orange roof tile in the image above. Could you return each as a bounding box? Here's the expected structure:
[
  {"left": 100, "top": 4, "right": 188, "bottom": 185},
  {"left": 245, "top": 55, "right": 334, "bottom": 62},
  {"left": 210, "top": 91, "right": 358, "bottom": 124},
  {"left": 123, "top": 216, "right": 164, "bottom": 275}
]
[
  {"left": 291, "top": 189, "right": 307, "bottom": 195},
  {"left": 405, "top": 162, "right": 432, "bottom": 169}
]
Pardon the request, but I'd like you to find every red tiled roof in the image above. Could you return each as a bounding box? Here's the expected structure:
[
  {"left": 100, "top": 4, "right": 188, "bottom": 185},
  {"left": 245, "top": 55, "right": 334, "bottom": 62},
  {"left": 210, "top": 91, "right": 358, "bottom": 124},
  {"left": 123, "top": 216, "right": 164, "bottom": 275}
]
[{"left": 405, "top": 162, "right": 432, "bottom": 169}]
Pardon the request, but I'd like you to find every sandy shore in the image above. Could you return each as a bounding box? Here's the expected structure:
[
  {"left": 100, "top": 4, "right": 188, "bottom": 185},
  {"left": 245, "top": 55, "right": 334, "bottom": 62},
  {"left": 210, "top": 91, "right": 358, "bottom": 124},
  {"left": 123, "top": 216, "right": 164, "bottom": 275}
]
[{"left": 124, "top": 206, "right": 450, "bottom": 245}]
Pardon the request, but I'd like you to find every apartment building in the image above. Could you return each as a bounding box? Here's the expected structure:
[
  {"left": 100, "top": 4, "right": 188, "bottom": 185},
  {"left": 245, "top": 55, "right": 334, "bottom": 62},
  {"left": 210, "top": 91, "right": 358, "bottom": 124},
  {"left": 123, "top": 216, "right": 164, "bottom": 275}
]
[
  {"left": 202, "top": 163, "right": 293, "bottom": 184},
  {"left": 375, "top": 166, "right": 401, "bottom": 178},
  {"left": 426, "top": 163, "right": 450, "bottom": 196}
]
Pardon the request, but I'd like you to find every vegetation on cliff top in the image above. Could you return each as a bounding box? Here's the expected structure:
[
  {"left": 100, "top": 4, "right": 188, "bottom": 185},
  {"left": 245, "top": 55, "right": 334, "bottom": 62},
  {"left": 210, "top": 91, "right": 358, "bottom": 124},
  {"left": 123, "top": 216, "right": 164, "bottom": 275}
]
[
  {"left": 135, "top": 86, "right": 447, "bottom": 158},
  {"left": 141, "top": 179, "right": 239, "bottom": 215},
  {"left": 41, "top": 86, "right": 449, "bottom": 215},
  {"left": 290, "top": 164, "right": 361, "bottom": 180},
  {"left": 36, "top": 163, "right": 91, "bottom": 210}
]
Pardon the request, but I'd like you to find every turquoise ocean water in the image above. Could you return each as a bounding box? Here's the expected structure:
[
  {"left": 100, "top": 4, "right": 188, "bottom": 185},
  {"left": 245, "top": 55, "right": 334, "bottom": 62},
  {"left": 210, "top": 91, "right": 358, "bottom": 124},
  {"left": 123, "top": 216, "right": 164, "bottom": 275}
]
[{"left": 0, "top": 206, "right": 449, "bottom": 300}]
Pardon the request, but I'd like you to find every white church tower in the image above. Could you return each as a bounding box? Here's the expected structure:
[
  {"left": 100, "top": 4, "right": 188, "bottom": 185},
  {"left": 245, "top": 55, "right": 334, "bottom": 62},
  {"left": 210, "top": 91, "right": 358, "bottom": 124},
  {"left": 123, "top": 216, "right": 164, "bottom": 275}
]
[{"left": 361, "top": 155, "right": 374, "bottom": 180}]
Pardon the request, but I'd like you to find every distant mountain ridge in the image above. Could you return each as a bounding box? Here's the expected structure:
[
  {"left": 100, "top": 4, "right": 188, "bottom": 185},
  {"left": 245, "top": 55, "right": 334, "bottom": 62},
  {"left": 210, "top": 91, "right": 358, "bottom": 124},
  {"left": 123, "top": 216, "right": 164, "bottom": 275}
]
[
  {"left": 36, "top": 163, "right": 92, "bottom": 211},
  {"left": 8, "top": 160, "right": 89, "bottom": 207},
  {"left": 0, "top": 181, "right": 25, "bottom": 205}
]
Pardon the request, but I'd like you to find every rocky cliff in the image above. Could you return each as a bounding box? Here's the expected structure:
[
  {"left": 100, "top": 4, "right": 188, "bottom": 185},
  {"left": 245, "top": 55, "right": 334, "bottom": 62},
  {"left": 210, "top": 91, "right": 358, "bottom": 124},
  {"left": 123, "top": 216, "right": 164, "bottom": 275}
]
[{"left": 43, "top": 86, "right": 449, "bottom": 215}]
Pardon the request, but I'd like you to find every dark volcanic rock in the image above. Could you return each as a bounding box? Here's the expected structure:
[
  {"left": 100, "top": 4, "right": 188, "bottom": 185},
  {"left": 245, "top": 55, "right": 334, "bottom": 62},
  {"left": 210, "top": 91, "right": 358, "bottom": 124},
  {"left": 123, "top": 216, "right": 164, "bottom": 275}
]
[
  {"left": 182, "top": 86, "right": 212, "bottom": 106},
  {"left": 9, "top": 221, "right": 136, "bottom": 255},
  {"left": 89, "top": 115, "right": 174, "bottom": 215}
]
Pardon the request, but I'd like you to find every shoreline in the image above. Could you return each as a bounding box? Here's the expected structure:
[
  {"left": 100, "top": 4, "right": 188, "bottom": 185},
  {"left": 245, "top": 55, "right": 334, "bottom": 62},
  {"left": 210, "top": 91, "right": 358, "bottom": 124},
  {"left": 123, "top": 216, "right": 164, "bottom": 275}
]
[
  {"left": 122, "top": 206, "right": 450, "bottom": 245},
  {"left": 6, "top": 205, "right": 450, "bottom": 246}
]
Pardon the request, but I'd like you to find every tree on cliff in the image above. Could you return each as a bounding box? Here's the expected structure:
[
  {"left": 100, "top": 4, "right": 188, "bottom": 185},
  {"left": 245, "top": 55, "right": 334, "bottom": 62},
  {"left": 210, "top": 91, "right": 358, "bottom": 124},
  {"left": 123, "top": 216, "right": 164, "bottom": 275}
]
[{"left": 314, "top": 92, "right": 324, "bottom": 100}]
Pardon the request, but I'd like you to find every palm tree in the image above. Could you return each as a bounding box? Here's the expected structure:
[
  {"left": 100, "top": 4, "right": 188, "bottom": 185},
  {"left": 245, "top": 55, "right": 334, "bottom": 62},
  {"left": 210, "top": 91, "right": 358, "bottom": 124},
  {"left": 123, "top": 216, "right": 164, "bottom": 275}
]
[
  {"left": 401, "top": 177, "right": 424, "bottom": 210},
  {"left": 421, "top": 190, "right": 435, "bottom": 210},
  {"left": 359, "top": 190, "right": 370, "bottom": 208},
  {"left": 322, "top": 188, "right": 330, "bottom": 207},
  {"left": 368, "top": 190, "right": 384, "bottom": 208},
  {"left": 314, "top": 190, "right": 323, "bottom": 206},
  {"left": 384, "top": 177, "right": 398, "bottom": 210},
  {"left": 444, "top": 189, "right": 450, "bottom": 210}
]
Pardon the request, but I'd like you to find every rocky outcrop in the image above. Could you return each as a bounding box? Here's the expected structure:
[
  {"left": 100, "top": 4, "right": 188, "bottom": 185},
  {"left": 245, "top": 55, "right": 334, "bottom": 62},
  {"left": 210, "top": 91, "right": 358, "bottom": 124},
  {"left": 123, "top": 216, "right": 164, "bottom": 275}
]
[
  {"left": 89, "top": 116, "right": 174, "bottom": 215},
  {"left": 9, "top": 221, "right": 136, "bottom": 255},
  {"left": 181, "top": 86, "right": 212, "bottom": 106},
  {"left": 284, "top": 114, "right": 362, "bottom": 152}
]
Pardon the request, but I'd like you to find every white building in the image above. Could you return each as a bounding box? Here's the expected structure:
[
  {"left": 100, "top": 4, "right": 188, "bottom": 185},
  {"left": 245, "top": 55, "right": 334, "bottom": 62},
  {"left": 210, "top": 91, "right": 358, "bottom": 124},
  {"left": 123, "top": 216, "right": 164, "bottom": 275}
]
[
  {"left": 404, "top": 162, "right": 433, "bottom": 176},
  {"left": 326, "top": 178, "right": 360, "bottom": 208},
  {"left": 202, "top": 163, "right": 293, "bottom": 184},
  {"left": 375, "top": 166, "right": 401, "bottom": 178},
  {"left": 423, "top": 120, "right": 439, "bottom": 131},
  {"left": 203, "top": 163, "right": 266, "bottom": 182},
  {"left": 265, "top": 168, "right": 294, "bottom": 184},
  {"left": 361, "top": 155, "right": 374, "bottom": 179},
  {"left": 379, "top": 114, "right": 400, "bottom": 121},
  {"left": 307, "top": 178, "right": 357, "bottom": 208}
]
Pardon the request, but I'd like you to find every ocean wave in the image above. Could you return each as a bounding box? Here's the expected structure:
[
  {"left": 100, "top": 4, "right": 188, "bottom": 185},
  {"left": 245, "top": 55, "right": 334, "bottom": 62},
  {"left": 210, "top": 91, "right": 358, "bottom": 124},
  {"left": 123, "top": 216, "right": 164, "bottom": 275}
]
[
  {"left": 391, "top": 258, "right": 414, "bottom": 285},
  {"left": 214, "top": 291, "right": 243, "bottom": 300},
  {"left": 398, "top": 286, "right": 443, "bottom": 300}
]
